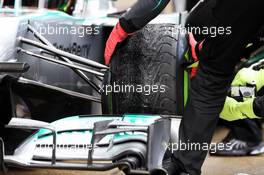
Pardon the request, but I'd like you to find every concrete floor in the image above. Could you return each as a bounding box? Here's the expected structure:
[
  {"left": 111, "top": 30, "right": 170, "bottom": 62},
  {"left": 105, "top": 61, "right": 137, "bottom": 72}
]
[{"left": 3, "top": 127, "right": 264, "bottom": 175}]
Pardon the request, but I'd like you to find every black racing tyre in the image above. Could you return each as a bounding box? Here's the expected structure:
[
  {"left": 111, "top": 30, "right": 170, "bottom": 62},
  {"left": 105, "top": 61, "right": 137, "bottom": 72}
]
[{"left": 103, "top": 24, "right": 187, "bottom": 115}]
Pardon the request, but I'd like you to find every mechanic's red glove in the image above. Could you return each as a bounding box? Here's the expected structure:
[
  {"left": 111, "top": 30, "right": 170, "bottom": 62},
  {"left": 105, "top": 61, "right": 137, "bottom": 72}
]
[
  {"left": 189, "top": 33, "right": 204, "bottom": 79},
  {"left": 104, "top": 22, "right": 129, "bottom": 65}
]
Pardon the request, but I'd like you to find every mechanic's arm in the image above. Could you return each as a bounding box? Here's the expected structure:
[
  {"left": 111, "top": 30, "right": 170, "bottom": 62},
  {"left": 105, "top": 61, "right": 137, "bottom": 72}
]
[
  {"left": 105, "top": 0, "right": 170, "bottom": 65},
  {"left": 220, "top": 68, "right": 264, "bottom": 121},
  {"left": 253, "top": 96, "right": 264, "bottom": 118},
  {"left": 120, "top": 0, "right": 171, "bottom": 33}
]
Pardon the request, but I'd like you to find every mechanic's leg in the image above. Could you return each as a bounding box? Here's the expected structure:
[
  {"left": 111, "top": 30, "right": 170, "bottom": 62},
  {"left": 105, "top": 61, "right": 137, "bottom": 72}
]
[
  {"left": 232, "top": 119, "right": 262, "bottom": 145},
  {"left": 209, "top": 119, "right": 263, "bottom": 156},
  {"left": 174, "top": 0, "right": 264, "bottom": 174}
]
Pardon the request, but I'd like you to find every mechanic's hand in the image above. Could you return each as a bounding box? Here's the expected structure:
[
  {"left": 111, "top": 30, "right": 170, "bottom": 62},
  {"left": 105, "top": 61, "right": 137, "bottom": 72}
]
[
  {"left": 188, "top": 33, "right": 204, "bottom": 79},
  {"left": 220, "top": 97, "right": 259, "bottom": 121},
  {"left": 104, "top": 22, "right": 129, "bottom": 65},
  {"left": 189, "top": 33, "right": 204, "bottom": 61},
  {"left": 232, "top": 68, "right": 264, "bottom": 91}
]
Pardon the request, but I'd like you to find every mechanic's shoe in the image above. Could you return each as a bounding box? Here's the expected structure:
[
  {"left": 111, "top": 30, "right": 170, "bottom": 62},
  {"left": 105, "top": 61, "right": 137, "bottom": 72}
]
[
  {"left": 210, "top": 134, "right": 264, "bottom": 156},
  {"left": 161, "top": 157, "right": 188, "bottom": 175}
]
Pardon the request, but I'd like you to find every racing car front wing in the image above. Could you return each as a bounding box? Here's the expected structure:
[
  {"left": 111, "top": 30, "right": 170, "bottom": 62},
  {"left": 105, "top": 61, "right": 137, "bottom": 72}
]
[{"left": 1, "top": 115, "right": 181, "bottom": 175}]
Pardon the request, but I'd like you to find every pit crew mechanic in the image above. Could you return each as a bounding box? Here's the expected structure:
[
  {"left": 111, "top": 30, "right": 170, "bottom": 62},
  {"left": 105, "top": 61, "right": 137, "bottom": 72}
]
[
  {"left": 104, "top": 0, "right": 264, "bottom": 174},
  {"left": 186, "top": 0, "right": 264, "bottom": 158}
]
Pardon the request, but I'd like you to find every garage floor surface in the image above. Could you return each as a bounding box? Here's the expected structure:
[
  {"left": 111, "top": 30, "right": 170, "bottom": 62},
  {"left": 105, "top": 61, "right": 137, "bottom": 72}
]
[{"left": 3, "top": 127, "right": 264, "bottom": 175}]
